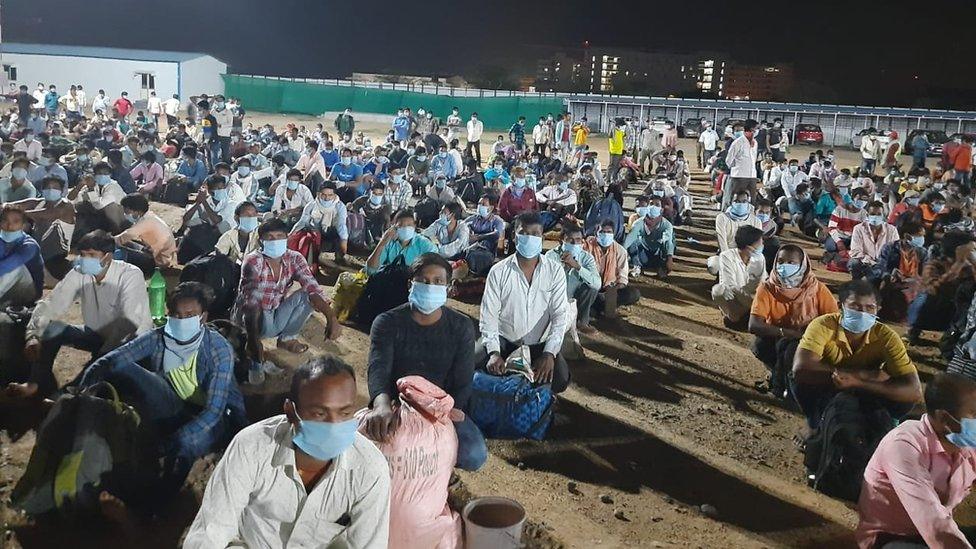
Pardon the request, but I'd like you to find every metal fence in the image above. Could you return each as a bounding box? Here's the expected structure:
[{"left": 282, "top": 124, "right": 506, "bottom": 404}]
[
  {"left": 563, "top": 98, "right": 976, "bottom": 149},
  {"left": 231, "top": 74, "right": 563, "bottom": 99}
]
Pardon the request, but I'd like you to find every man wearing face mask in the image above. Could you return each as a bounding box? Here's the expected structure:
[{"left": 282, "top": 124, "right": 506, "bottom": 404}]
[
  {"left": 465, "top": 112, "right": 484, "bottom": 166},
  {"left": 289, "top": 184, "right": 350, "bottom": 267},
  {"left": 907, "top": 231, "right": 976, "bottom": 345},
  {"left": 856, "top": 372, "right": 976, "bottom": 548},
  {"left": 0, "top": 158, "right": 37, "bottom": 203},
  {"left": 849, "top": 201, "right": 899, "bottom": 280},
  {"left": 271, "top": 169, "right": 314, "bottom": 227},
  {"left": 584, "top": 220, "right": 640, "bottom": 319},
  {"left": 362, "top": 253, "right": 486, "bottom": 470},
  {"left": 236, "top": 219, "right": 341, "bottom": 373},
  {"left": 69, "top": 163, "right": 128, "bottom": 234},
  {"left": 498, "top": 166, "right": 539, "bottom": 224},
  {"left": 79, "top": 281, "right": 246, "bottom": 505},
  {"left": 184, "top": 356, "right": 389, "bottom": 548},
  {"left": 723, "top": 120, "right": 760, "bottom": 209},
  {"left": 4, "top": 231, "right": 150, "bottom": 400},
  {"left": 28, "top": 148, "right": 68, "bottom": 186},
  {"left": 178, "top": 175, "right": 240, "bottom": 265},
  {"left": 478, "top": 212, "right": 571, "bottom": 393},
  {"left": 545, "top": 224, "right": 601, "bottom": 334},
  {"left": 296, "top": 140, "right": 329, "bottom": 190},
  {"left": 114, "top": 193, "right": 177, "bottom": 273},
  {"left": 215, "top": 201, "right": 262, "bottom": 265},
  {"left": 711, "top": 226, "right": 767, "bottom": 328},
  {"left": 13, "top": 129, "right": 42, "bottom": 161},
  {"left": 825, "top": 187, "right": 869, "bottom": 261},
  {"left": 626, "top": 195, "right": 676, "bottom": 279},
  {"left": 430, "top": 144, "right": 458, "bottom": 180},
  {"left": 793, "top": 280, "right": 922, "bottom": 431}
]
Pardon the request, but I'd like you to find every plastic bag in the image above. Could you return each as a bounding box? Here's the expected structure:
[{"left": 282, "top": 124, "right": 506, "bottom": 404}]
[{"left": 332, "top": 270, "right": 368, "bottom": 322}]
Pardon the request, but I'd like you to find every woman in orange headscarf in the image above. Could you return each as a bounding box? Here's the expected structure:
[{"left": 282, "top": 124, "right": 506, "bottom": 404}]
[{"left": 748, "top": 244, "right": 839, "bottom": 397}]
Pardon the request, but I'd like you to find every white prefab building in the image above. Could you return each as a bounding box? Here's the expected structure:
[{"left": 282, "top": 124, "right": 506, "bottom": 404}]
[{"left": 0, "top": 43, "right": 226, "bottom": 103}]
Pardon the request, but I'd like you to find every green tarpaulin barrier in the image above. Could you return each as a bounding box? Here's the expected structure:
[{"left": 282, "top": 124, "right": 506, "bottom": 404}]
[{"left": 222, "top": 75, "right": 565, "bottom": 131}]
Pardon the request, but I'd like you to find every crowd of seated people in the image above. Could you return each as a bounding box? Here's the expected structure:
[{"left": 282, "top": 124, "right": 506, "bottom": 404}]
[{"left": 7, "top": 85, "right": 976, "bottom": 547}]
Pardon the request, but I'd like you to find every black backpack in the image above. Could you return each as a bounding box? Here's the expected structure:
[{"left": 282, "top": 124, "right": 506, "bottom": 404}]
[
  {"left": 12, "top": 383, "right": 160, "bottom": 517},
  {"left": 180, "top": 252, "right": 241, "bottom": 319},
  {"left": 456, "top": 173, "right": 485, "bottom": 205},
  {"left": 159, "top": 177, "right": 190, "bottom": 207},
  {"left": 803, "top": 392, "right": 894, "bottom": 502},
  {"left": 414, "top": 197, "right": 440, "bottom": 229},
  {"left": 355, "top": 255, "right": 410, "bottom": 327}
]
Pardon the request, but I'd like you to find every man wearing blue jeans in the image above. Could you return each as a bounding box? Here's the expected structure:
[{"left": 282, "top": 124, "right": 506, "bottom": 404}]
[
  {"left": 234, "top": 218, "right": 342, "bottom": 375},
  {"left": 79, "top": 282, "right": 247, "bottom": 503},
  {"left": 363, "top": 253, "right": 487, "bottom": 470}
]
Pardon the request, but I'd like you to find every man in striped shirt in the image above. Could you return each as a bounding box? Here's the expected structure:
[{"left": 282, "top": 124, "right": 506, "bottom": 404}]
[{"left": 826, "top": 187, "right": 868, "bottom": 256}]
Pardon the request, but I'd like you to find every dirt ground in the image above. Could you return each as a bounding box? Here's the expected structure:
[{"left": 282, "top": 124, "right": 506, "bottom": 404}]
[{"left": 0, "top": 111, "right": 960, "bottom": 548}]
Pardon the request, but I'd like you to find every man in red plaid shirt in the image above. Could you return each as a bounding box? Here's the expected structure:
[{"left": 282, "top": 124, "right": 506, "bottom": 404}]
[{"left": 234, "top": 218, "right": 342, "bottom": 372}]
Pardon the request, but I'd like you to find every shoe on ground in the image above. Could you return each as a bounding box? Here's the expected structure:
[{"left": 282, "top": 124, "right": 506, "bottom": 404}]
[{"left": 629, "top": 267, "right": 642, "bottom": 278}]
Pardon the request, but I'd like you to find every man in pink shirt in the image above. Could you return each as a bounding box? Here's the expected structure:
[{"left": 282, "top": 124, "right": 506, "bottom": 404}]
[
  {"left": 857, "top": 372, "right": 976, "bottom": 548},
  {"left": 130, "top": 151, "right": 165, "bottom": 195},
  {"left": 849, "top": 200, "right": 900, "bottom": 280},
  {"left": 115, "top": 193, "right": 177, "bottom": 273}
]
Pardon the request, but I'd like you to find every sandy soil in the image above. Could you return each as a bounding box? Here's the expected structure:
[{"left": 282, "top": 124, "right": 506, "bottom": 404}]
[{"left": 0, "top": 112, "right": 959, "bottom": 549}]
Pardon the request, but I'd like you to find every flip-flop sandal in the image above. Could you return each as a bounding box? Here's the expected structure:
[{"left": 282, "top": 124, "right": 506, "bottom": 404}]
[
  {"left": 792, "top": 434, "right": 807, "bottom": 452},
  {"left": 277, "top": 340, "right": 309, "bottom": 354}
]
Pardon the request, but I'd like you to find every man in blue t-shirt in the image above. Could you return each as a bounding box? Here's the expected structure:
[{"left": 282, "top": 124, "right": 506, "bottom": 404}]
[
  {"left": 0, "top": 205, "right": 43, "bottom": 307},
  {"left": 330, "top": 148, "right": 364, "bottom": 199}
]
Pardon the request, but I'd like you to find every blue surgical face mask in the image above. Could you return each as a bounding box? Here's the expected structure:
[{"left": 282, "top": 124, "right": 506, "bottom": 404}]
[
  {"left": 776, "top": 263, "right": 804, "bottom": 287},
  {"left": 734, "top": 130, "right": 744, "bottom": 138},
  {"left": 840, "top": 307, "right": 877, "bottom": 334},
  {"left": 563, "top": 242, "right": 583, "bottom": 260},
  {"left": 750, "top": 245, "right": 765, "bottom": 258},
  {"left": 369, "top": 194, "right": 384, "bottom": 206},
  {"left": 409, "top": 282, "right": 448, "bottom": 314},
  {"left": 124, "top": 213, "right": 139, "bottom": 224},
  {"left": 652, "top": 189, "right": 665, "bottom": 197},
  {"left": 319, "top": 197, "right": 336, "bottom": 208},
  {"left": 558, "top": 181, "right": 569, "bottom": 191},
  {"left": 292, "top": 414, "right": 359, "bottom": 462},
  {"left": 261, "top": 238, "right": 287, "bottom": 259},
  {"left": 933, "top": 203, "right": 945, "bottom": 213},
  {"left": 635, "top": 206, "right": 651, "bottom": 218},
  {"left": 164, "top": 315, "right": 202, "bottom": 342},
  {"left": 238, "top": 216, "right": 259, "bottom": 233},
  {"left": 396, "top": 226, "right": 416, "bottom": 242},
  {"left": 0, "top": 230, "right": 23, "bottom": 243},
  {"left": 11, "top": 168, "right": 27, "bottom": 180},
  {"left": 867, "top": 215, "right": 884, "bottom": 226},
  {"left": 730, "top": 202, "right": 750, "bottom": 217},
  {"left": 435, "top": 179, "right": 446, "bottom": 189},
  {"left": 515, "top": 233, "right": 543, "bottom": 258},
  {"left": 287, "top": 180, "right": 299, "bottom": 191},
  {"left": 41, "top": 188, "right": 63, "bottom": 202},
  {"left": 597, "top": 232, "right": 615, "bottom": 247},
  {"left": 910, "top": 235, "right": 926, "bottom": 248},
  {"left": 417, "top": 155, "right": 427, "bottom": 162},
  {"left": 647, "top": 205, "right": 663, "bottom": 218},
  {"left": 437, "top": 214, "right": 451, "bottom": 225},
  {"left": 756, "top": 213, "right": 771, "bottom": 224},
  {"left": 212, "top": 188, "right": 228, "bottom": 202},
  {"left": 95, "top": 174, "right": 111, "bottom": 186},
  {"left": 853, "top": 199, "right": 867, "bottom": 210},
  {"left": 513, "top": 178, "right": 526, "bottom": 189},
  {"left": 907, "top": 197, "right": 920, "bottom": 206},
  {"left": 238, "top": 166, "right": 251, "bottom": 177},
  {"left": 477, "top": 205, "right": 491, "bottom": 217},
  {"left": 340, "top": 156, "right": 352, "bottom": 166},
  {"left": 75, "top": 256, "right": 106, "bottom": 276},
  {"left": 946, "top": 415, "right": 976, "bottom": 448}
]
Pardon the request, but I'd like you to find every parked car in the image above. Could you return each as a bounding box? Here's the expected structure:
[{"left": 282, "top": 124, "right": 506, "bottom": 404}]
[
  {"left": 903, "top": 129, "right": 950, "bottom": 157},
  {"left": 850, "top": 128, "right": 892, "bottom": 150},
  {"left": 794, "top": 124, "right": 824, "bottom": 145},
  {"left": 649, "top": 116, "right": 672, "bottom": 134},
  {"left": 679, "top": 118, "right": 704, "bottom": 138}
]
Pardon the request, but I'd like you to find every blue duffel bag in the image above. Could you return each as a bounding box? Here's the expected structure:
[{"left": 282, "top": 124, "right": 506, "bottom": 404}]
[{"left": 468, "top": 371, "right": 555, "bottom": 440}]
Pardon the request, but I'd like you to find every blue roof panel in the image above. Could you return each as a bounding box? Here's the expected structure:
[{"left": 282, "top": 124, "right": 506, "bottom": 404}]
[{"left": 0, "top": 43, "right": 213, "bottom": 63}]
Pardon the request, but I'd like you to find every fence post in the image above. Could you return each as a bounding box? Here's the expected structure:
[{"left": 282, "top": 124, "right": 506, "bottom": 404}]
[
  {"left": 793, "top": 111, "right": 799, "bottom": 139},
  {"left": 714, "top": 107, "right": 719, "bottom": 128},
  {"left": 959, "top": 118, "right": 963, "bottom": 134},
  {"left": 602, "top": 102, "right": 608, "bottom": 133},
  {"left": 675, "top": 105, "right": 681, "bottom": 125},
  {"left": 832, "top": 113, "right": 838, "bottom": 147},
  {"left": 638, "top": 104, "right": 644, "bottom": 126}
]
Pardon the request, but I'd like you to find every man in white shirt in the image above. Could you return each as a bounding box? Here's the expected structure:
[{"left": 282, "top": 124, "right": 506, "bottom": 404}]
[
  {"left": 184, "top": 356, "right": 390, "bottom": 549},
  {"left": 6, "top": 231, "right": 151, "bottom": 399},
  {"left": 146, "top": 91, "right": 163, "bottom": 127},
  {"left": 31, "top": 83, "right": 46, "bottom": 110},
  {"left": 860, "top": 130, "right": 882, "bottom": 175},
  {"left": 698, "top": 123, "right": 720, "bottom": 169},
  {"left": 723, "top": 119, "right": 759, "bottom": 209},
  {"left": 477, "top": 212, "right": 570, "bottom": 393},
  {"left": 212, "top": 94, "right": 235, "bottom": 163},
  {"left": 179, "top": 175, "right": 241, "bottom": 264},
  {"left": 711, "top": 225, "right": 766, "bottom": 328},
  {"left": 75, "top": 85, "right": 86, "bottom": 114},
  {"left": 13, "top": 129, "right": 43, "bottom": 161},
  {"left": 163, "top": 94, "right": 181, "bottom": 128},
  {"left": 532, "top": 116, "right": 551, "bottom": 157},
  {"left": 465, "top": 112, "right": 484, "bottom": 166},
  {"left": 91, "top": 89, "right": 109, "bottom": 115},
  {"left": 553, "top": 113, "right": 572, "bottom": 162},
  {"left": 68, "top": 162, "right": 128, "bottom": 233}
]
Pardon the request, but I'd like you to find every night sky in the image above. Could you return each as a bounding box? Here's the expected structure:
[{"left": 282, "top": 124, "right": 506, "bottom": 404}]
[{"left": 6, "top": 0, "right": 976, "bottom": 108}]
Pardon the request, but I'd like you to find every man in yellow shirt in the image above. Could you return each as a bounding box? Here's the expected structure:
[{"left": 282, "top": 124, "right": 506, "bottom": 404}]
[
  {"left": 792, "top": 279, "right": 923, "bottom": 429},
  {"left": 607, "top": 118, "right": 626, "bottom": 183},
  {"left": 572, "top": 117, "right": 590, "bottom": 165}
]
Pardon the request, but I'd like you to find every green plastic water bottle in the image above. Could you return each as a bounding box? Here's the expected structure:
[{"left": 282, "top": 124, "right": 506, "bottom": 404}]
[{"left": 148, "top": 268, "right": 167, "bottom": 326}]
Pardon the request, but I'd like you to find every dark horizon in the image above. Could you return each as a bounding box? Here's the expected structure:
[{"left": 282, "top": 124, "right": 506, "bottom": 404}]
[{"left": 5, "top": 0, "right": 976, "bottom": 109}]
